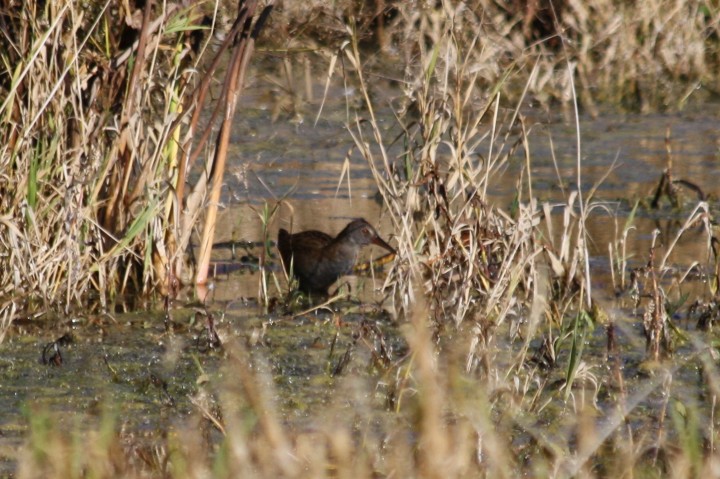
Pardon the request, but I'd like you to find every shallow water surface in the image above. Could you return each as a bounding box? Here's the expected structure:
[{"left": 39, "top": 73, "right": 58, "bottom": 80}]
[{"left": 0, "top": 302, "right": 401, "bottom": 474}]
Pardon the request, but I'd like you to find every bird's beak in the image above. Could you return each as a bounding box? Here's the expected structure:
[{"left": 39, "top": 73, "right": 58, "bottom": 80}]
[{"left": 372, "top": 235, "right": 396, "bottom": 254}]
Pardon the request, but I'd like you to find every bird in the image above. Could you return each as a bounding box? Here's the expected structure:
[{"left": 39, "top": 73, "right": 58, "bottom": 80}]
[{"left": 277, "top": 218, "right": 395, "bottom": 296}]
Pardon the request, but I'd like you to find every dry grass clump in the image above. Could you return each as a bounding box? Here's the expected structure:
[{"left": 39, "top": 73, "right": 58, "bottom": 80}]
[
  {"left": 343, "top": 9, "right": 592, "bottom": 332},
  {"left": 335, "top": 5, "right": 720, "bottom": 476},
  {"left": 0, "top": 1, "right": 202, "bottom": 311},
  {"left": 556, "top": 0, "right": 717, "bottom": 112},
  {"left": 0, "top": 0, "right": 271, "bottom": 330},
  {"left": 267, "top": 0, "right": 719, "bottom": 114}
]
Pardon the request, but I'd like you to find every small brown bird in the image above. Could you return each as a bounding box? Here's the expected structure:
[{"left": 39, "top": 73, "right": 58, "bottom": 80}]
[{"left": 277, "top": 218, "right": 395, "bottom": 296}]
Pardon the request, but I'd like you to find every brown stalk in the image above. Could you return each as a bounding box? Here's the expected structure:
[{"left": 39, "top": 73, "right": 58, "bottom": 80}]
[
  {"left": 173, "top": 16, "right": 249, "bottom": 239},
  {"left": 171, "top": 13, "right": 249, "bottom": 203},
  {"left": 159, "top": 17, "right": 250, "bottom": 291},
  {"left": 195, "top": 2, "right": 273, "bottom": 285}
]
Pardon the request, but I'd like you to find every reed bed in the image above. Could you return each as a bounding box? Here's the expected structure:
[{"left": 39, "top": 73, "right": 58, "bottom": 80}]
[
  {"left": 274, "top": 0, "right": 720, "bottom": 114},
  {"left": 0, "top": 0, "right": 203, "bottom": 314},
  {"left": 6, "top": 0, "right": 720, "bottom": 477},
  {"left": 0, "top": 0, "right": 271, "bottom": 322}
]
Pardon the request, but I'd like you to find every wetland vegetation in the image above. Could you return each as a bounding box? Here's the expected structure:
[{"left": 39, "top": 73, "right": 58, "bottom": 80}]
[{"left": 2, "top": 0, "right": 720, "bottom": 477}]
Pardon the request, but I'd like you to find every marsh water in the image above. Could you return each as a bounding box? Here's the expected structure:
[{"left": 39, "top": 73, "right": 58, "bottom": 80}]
[{"left": 1, "top": 84, "right": 720, "bottom": 473}]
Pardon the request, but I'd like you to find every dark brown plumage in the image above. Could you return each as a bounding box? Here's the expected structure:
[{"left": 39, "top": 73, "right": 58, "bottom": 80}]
[{"left": 277, "top": 218, "right": 395, "bottom": 296}]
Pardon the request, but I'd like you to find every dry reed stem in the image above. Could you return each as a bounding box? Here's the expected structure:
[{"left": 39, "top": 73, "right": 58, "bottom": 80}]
[{"left": 195, "top": 3, "right": 257, "bottom": 285}]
